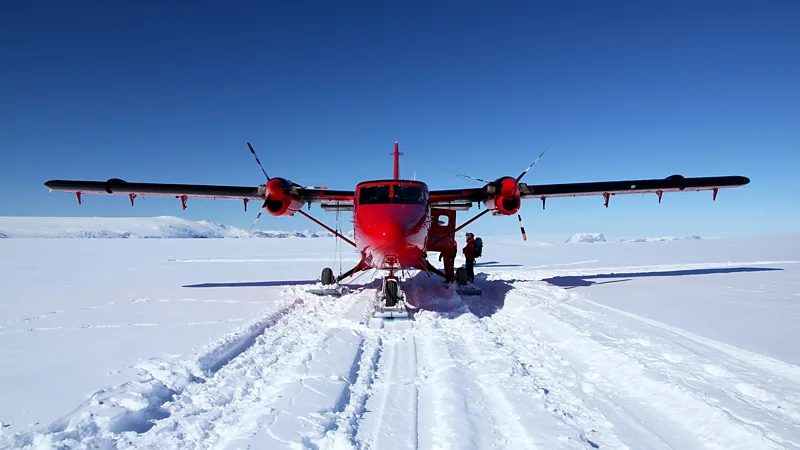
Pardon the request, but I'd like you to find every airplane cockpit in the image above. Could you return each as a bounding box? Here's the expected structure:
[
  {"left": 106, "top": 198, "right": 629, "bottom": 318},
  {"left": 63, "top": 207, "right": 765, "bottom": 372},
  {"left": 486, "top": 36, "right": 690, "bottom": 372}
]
[{"left": 357, "top": 181, "right": 428, "bottom": 205}]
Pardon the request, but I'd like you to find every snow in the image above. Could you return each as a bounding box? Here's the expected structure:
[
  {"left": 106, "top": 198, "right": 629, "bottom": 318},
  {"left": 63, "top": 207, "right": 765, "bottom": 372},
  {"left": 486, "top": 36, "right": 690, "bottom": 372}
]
[
  {"left": 1, "top": 232, "right": 799, "bottom": 449},
  {"left": 620, "top": 235, "right": 702, "bottom": 243},
  {"left": 565, "top": 232, "right": 607, "bottom": 244},
  {"left": 0, "top": 216, "right": 349, "bottom": 239}
]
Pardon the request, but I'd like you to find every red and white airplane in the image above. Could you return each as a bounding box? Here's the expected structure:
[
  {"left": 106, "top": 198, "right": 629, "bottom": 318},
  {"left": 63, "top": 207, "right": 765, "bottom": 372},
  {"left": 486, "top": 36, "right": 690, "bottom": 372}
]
[{"left": 44, "top": 142, "right": 750, "bottom": 315}]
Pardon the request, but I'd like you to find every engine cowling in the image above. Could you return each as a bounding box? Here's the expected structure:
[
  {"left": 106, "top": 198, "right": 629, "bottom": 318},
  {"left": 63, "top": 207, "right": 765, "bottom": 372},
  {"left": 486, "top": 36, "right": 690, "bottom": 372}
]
[
  {"left": 483, "top": 177, "right": 521, "bottom": 215},
  {"left": 262, "top": 178, "right": 304, "bottom": 216}
]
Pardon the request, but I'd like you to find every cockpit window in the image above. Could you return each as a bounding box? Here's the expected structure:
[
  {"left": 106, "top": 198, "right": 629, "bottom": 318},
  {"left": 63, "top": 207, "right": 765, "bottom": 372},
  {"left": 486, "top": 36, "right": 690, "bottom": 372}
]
[
  {"left": 393, "top": 185, "right": 424, "bottom": 204},
  {"left": 359, "top": 185, "right": 390, "bottom": 204}
]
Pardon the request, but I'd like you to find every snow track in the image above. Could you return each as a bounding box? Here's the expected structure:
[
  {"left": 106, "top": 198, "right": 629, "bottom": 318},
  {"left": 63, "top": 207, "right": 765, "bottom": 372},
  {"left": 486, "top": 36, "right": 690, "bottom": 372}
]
[{"left": 5, "top": 264, "right": 800, "bottom": 449}]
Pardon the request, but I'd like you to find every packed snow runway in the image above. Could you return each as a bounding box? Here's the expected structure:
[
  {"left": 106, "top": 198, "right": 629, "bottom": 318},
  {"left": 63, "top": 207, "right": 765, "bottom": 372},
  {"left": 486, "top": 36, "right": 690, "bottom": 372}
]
[{"left": 1, "top": 231, "right": 799, "bottom": 449}]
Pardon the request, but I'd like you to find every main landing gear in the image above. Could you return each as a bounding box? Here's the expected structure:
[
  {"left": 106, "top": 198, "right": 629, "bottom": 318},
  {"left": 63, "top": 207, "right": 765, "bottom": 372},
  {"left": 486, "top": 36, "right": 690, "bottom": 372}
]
[{"left": 307, "top": 267, "right": 347, "bottom": 297}]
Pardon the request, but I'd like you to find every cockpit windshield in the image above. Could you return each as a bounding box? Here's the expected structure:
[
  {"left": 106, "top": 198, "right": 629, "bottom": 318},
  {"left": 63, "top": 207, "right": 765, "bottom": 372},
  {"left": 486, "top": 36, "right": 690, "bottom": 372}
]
[
  {"left": 393, "top": 185, "right": 424, "bottom": 204},
  {"left": 359, "top": 185, "right": 391, "bottom": 204},
  {"left": 358, "top": 183, "right": 425, "bottom": 205}
]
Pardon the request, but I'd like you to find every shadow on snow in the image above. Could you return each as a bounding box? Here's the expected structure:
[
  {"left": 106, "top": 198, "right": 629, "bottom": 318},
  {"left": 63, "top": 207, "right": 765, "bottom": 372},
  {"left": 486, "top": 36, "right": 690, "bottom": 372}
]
[
  {"left": 474, "top": 260, "right": 523, "bottom": 268},
  {"left": 404, "top": 271, "right": 514, "bottom": 319},
  {"left": 182, "top": 270, "right": 517, "bottom": 319},
  {"left": 542, "top": 267, "right": 783, "bottom": 289}
]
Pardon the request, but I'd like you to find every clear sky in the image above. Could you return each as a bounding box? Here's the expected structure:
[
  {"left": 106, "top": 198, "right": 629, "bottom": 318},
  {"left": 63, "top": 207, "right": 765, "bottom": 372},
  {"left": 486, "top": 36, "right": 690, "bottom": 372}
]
[{"left": 2, "top": 1, "right": 798, "bottom": 239}]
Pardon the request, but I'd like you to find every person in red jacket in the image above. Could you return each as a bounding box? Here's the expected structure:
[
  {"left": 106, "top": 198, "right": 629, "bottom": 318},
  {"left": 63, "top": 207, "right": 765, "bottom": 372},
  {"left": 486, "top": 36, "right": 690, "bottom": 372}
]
[
  {"left": 438, "top": 236, "right": 457, "bottom": 283},
  {"left": 463, "top": 233, "right": 476, "bottom": 284}
]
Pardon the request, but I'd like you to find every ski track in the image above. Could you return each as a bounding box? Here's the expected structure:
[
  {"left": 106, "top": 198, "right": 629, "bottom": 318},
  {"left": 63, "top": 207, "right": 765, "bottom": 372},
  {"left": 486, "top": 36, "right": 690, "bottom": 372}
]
[
  {"left": 4, "top": 263, "right": 800, "bottom": 449},
  {"left": 514, "top": 282, "right": 800, "bottom": 450}
]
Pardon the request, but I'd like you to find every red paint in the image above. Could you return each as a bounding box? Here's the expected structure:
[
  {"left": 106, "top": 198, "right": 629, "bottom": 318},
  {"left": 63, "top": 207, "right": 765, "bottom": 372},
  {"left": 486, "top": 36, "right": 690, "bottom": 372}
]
[
  {"left": 392, "top": 142, "right": 401, "bottom": 180},
  {"left": 483, "top": 176, "right": 521, "bottom": 215},
  {"left": 657, "top": 190, "right": 663, "bottom": 203},
  {"left": 76, "top": 192, "right": 82, "bottom": 205},
  {"left": 353, "top": 180, "right": 429, "bottom": 270},
  {"left": 603, "top": 192, "right": 610, "bottom": 208},
  {"left": 179, "top": 195, "right": 188, "bottom": 210},
  {"left": 713, "top": 187, "right": 718, "bottom": 201},
  {"left": 130, "top": 193, "right": 136, "bottom": 206},
  {"left": 264, "top": 178, "right": 304, "bottom": 216}
]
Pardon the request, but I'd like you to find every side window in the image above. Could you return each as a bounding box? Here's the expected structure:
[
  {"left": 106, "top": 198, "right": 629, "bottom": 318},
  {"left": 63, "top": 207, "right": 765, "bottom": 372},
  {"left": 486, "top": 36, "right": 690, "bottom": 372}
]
[{"left": 437, "top": 215, "right": 449, "bottom": 227}]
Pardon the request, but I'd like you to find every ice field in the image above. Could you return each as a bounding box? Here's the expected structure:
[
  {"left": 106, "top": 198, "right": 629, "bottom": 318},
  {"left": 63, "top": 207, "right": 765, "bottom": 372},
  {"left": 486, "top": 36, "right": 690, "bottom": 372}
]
[{"left": 1, "top": 225, "right": 799, "bottom": 449}]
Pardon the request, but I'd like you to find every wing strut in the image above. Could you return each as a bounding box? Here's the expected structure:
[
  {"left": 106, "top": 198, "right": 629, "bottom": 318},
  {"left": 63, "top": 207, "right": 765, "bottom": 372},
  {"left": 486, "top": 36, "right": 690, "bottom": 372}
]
[
  {"left": 454, "top": 209, "right": 491, "bottom": 233},
  {"left": 297, "top": 210, "right": 356, "bottom": 247}
]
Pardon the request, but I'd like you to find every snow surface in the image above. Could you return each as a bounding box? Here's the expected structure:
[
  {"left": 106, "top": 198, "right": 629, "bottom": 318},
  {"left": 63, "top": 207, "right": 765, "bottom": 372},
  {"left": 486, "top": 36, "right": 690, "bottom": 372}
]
[
  {"left": 619, "top": 235, "right": 702, "bottom": 243},
  {"left": 1, "top": 232, "right": 799, "bottom": 449},
  {"left": 565, "top": 233, "right": 607, "bottom": 244},
  {"left": 0, "top": 216, "right": 350, "bottom": 239}
]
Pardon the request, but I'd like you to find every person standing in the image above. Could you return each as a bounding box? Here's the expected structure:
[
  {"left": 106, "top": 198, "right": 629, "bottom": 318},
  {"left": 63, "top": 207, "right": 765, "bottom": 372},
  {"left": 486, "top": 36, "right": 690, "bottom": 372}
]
[
  {"left": 438, "top": 236, "right": 457, "bottom": 283},
  {"left": 463, "top": 232, "right": 476, "bottom": 284}
]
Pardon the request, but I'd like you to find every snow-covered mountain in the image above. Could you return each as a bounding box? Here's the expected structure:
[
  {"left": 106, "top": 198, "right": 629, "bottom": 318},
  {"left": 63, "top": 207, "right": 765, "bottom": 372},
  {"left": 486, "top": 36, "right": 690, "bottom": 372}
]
[
  {"left": 620, "top": 236, "right": 702, "bottom": 243},
  {"left": 0, "top": 216, "right": 353, "bottom": 239},
  {"left": 565, "top": 233, "right": 607, "bottom": 244}
]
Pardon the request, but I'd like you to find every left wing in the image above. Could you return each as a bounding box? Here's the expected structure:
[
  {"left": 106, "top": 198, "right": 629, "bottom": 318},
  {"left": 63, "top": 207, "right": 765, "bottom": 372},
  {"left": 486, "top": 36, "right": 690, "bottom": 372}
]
[
  {"left": 429, "top": 174, "right": 750, "bottom": 209},
  {"left": 44, "top": 178, "right": 355, "bottom": 210}
]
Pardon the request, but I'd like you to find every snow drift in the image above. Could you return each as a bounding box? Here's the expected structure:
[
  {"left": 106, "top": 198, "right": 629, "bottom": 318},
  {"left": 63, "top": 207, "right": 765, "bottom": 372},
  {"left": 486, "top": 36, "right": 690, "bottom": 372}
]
[
  {"left": 0, "top": 216, "right": 352, "bottom": 239},
  {"left": 565, "top": 233, "right": 607, "bottom": 244}
]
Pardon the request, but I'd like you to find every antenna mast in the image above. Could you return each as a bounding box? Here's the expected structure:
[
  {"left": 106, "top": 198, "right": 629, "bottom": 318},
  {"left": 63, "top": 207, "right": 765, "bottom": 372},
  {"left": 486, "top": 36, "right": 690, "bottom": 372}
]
[{"left": 392, "top": 142, "right": 403, "bottom": 180}]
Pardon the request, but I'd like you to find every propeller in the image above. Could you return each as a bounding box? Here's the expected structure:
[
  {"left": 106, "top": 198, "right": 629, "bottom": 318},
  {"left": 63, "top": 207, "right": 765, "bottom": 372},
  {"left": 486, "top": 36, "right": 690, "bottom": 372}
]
[
  {"left": 513, "top": 148, "right": 548, "bottom": 241},
  {"left": 247, "top": 142, "right": 273, "bottom": 229}
]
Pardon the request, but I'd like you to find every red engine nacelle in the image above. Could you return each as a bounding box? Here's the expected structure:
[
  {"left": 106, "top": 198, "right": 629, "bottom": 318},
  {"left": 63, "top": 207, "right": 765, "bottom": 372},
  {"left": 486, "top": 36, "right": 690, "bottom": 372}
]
[
  {"left": 262, "top": 178, "right": 304, "bottom": 216},
  {"left": 483, "top": 177, "right": 521, "bottom": 215}
]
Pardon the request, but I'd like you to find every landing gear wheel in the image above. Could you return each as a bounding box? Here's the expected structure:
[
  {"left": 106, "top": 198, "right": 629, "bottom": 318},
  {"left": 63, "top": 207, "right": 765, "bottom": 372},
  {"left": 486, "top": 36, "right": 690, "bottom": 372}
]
[
  {"left": 321, "top": 267, "right": 335, "bottom": 285},
  {"left": 456, "top": 267, "right": 468, "bottom": 286},
  {"left": 385, "top": 278, "right": 399, "bottom": 307}
]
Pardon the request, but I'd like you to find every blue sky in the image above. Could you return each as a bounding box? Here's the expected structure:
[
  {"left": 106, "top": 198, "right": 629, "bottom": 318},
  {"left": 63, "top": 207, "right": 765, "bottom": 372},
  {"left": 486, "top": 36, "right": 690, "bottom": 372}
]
[{"left": 2, "top": 1, "right": 798, "bottom": 238}]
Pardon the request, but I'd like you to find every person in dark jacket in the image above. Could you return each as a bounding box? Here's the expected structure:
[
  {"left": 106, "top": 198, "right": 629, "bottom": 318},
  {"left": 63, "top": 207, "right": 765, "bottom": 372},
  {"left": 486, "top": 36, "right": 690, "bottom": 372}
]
[
  {"left": 463, "top": 232, "right": 476, "bottom": 283},
  {"left": 438, "top": 237, "right": 457, "bottom": 283}
]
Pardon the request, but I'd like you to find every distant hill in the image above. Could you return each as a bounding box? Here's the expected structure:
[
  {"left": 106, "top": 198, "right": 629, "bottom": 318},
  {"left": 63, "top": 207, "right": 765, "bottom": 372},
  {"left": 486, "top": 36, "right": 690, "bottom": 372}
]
[
  {"left": 565, "top": 233, "right": 607, "bottom": 244},
  {"left": 0, "top": 216, "right": 353, "bottom": 239}
]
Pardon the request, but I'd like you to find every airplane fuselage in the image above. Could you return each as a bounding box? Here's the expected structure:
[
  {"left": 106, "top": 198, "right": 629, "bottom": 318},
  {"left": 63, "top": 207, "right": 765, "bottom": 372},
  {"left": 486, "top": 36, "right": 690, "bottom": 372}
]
[{"left": 353, "top": 180, "right": 432, "bottom": 271}]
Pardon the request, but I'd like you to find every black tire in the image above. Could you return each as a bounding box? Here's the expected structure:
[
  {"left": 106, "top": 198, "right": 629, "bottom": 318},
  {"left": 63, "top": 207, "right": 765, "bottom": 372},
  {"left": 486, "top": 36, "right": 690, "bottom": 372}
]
[
  {"left": 456, "top": 267, "right": 468, "bottom": 286},
  {"left": 321, "top": 267, "right": 335, "bottom": 285},
  {"left": 385, "top": 279, "right": 399, "bottom": 307}
]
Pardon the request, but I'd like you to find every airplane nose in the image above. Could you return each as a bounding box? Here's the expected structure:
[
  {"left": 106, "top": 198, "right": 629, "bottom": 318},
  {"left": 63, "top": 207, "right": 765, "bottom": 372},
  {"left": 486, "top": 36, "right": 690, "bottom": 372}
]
[{"left": 378, "top": 222, "right": 405, "bottom": 244}]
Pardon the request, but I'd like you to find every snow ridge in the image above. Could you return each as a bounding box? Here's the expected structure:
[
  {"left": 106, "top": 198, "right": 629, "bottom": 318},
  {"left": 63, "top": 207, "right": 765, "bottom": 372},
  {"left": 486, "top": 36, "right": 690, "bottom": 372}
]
[
  {"left": 565, "top": 233, "right": 606, "bottom": 244},
  {"left": 0, "top": 216, "right": 353, "bottom": 239}
]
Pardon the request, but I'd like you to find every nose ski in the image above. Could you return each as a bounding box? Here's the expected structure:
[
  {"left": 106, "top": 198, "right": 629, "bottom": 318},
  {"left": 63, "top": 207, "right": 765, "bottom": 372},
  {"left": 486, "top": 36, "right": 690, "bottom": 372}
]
[{"left": 373, "top": 276, "right": 410, "bottom": 319}]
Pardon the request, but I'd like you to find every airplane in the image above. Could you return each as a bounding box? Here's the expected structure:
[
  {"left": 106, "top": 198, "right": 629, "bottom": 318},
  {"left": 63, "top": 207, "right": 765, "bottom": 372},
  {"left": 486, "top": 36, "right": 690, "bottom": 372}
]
[{"left": 43, "top": 142, "right": 750, "bottom": 317}]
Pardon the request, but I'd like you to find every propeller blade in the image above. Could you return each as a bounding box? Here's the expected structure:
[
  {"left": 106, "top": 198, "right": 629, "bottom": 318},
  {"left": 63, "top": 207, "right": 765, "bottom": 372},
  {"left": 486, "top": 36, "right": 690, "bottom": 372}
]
[
  {"left": 247, "top": 142, "right": 271, "bottom": 181},
  {"left": 517, "top": 215, "right": 527, "bottom": 241},
  {"left": 515, "top": 148, "right": 549, "bottom": 183},
  {"left": 250, "top": 197, "right": 269, "bottom": 230},
  {"left": 456, "top": 173, "right": 491, "bottom": 185}
]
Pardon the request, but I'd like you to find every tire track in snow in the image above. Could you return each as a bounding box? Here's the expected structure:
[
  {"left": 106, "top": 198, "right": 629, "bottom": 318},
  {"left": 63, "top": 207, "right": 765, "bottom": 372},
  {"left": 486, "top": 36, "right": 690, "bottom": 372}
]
[
  {"left": 551, "top": 296, "right": 800, "bottom": 449},
  {"left": 120, "top": 287, "right": 371, "bottom": 449},
  {"left": 7, "top": 287, "right": 368, "bottom": 449},
  {"left": 514, "top": 282, "right": 791, "bottom": 450},
  {"left": 356, "top": 319, "right": 419, "bottom": 450},
  {"left": 417, "top": 300, "right": 624, "bottom": 449}
]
